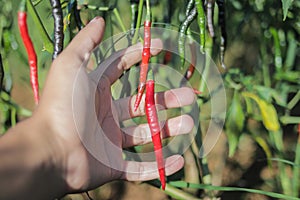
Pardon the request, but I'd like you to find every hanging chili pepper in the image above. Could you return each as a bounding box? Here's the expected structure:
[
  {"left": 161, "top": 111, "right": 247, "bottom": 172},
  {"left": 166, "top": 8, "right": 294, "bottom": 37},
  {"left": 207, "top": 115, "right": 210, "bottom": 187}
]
[
  {"left": 18, "top": 0, "right": 39, "bottom": 104},
  {"left": 185, "top": 0, "right": 195, "bottom": 16},
  {"left": 207, "top": 0, "right": 215, "bottom": 37},
  {"left": 145, "top": 69, "right": 166, "bottom": 190},
  {"left": 134, "top": 0, "right": 151, "bottom": 111},
  {"left": 195, "top": 0, "right": 206, "bottom": 52},
  {"left": 216, "top": 0, "right": 227, "bottom": 68},
  {"left": 162, "top": 0, "right": 173, "bottom": 66},
  {"left": 180, "top": 41, "right": 197, "bottom": 86},
  {"left": 130, "top": 0, "right": 139, "bottom": 37},
  {"left": 65, "top": 0, "right": 82, "bottom": 35},
  {"left": 163, "top": 50, "right": 172, "bottom": 65},
  {"left": 178, "top": 7, "right": 197, "bottom": 68},
  {"left": 50, "top": 0, "right": 64, "bottom": 59}
]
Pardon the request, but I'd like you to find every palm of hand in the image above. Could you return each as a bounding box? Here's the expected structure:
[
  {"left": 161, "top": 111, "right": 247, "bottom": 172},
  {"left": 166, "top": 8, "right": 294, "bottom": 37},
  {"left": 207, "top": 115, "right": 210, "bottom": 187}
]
[{"left": 36, "top": 17, "right": 194, "bottom": 193}]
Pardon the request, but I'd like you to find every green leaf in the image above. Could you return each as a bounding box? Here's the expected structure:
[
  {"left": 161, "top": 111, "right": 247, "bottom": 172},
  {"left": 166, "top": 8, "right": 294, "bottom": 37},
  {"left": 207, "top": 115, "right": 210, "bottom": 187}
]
[
  {"left": 225, "top": 90, "right": 245, "bottom": 156},
  {"left": 254, "top": 85, "right": 273, "bottom": 102},
  {"left": 254, "top": 85, "right": 287, "bottom": 107},
  {"left": 281, "top": 0, "right": 294, "bottom": 21},
  {"left": 27, "top": 0, "right": 53, "bottom": 53}
]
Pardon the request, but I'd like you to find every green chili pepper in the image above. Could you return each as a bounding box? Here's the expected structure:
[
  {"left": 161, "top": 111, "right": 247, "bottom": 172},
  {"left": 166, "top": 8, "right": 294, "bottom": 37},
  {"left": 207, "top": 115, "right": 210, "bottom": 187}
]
[
  {"left": 195, "top": 0, "right": 205, "bottom": 53},
  {"left": 207, "top": 0, "right": 215, "bottom": 37},
  {"left": 269, "top": 27, "right": 282, "bottom": 71},
  {"left": 185, "top": 0, "right": 195, "bottom": 16},
  {"left": 178, "top": 7, "right": 197, "bottom": 68},
  {"left": 216, "top": 0, "right": 227, "bottom": 68}
]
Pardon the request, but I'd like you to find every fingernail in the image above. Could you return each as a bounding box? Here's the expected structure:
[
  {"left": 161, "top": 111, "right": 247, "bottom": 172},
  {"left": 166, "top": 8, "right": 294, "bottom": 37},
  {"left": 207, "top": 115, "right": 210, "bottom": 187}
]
[{"left": 89, "top": 16, "right": 100, "bottom": 24}]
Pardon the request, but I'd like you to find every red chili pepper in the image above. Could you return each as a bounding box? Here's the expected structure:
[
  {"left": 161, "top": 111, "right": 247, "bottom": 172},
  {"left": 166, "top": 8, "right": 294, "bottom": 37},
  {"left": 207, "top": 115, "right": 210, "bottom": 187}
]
[
  {"left": 180, "top": 41, "right": 196, "bottom": 87},
  {"left": 184, "top": 42, "right": 196, "bottom": 81},
  {"left": 163, "top": 50, "right": 172, "bottom": 65},
  {"left": 145, "top": 70, "right": 166, "bottom": 190},
  {"left": 134, "top": 20, "right": 152, "bottom": 111},
  {"left": 18, "top": 0, "right": 39, "bottom": 104}
]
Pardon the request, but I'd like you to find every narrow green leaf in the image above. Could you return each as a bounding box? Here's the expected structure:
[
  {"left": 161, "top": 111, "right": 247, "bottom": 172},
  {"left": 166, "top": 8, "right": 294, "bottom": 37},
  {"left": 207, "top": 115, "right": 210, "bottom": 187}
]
[
  {"left": 281, "top": 0, "right": 293, "bottom": 21},
  {"left": 169, "top": 181, "right": 299, "bottom": 200},
  {"left": 268, "top": 158, "right": 299, "bottom": 167}
]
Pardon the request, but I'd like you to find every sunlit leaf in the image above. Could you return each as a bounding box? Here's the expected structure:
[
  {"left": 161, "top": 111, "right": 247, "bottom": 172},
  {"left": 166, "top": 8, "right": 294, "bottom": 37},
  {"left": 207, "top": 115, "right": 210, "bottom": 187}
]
[
  {"left": 243, "top": 92, "right": 280, "bottom": 131},
  {"left": 281, "top": 0, "right": 294, "bottom": 21}
]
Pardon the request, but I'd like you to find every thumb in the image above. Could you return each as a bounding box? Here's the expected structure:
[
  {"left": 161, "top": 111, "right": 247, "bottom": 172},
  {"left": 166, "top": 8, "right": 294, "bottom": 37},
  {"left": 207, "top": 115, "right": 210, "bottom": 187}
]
[{"left": 54, "top": 17, "right": 105, "bottom": 69}]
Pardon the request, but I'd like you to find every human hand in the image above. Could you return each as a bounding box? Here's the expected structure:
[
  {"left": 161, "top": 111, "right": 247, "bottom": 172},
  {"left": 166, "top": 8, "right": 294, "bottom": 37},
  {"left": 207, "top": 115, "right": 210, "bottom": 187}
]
[{"left": 34, "top": 17, "right": 195, "bottom": 193}]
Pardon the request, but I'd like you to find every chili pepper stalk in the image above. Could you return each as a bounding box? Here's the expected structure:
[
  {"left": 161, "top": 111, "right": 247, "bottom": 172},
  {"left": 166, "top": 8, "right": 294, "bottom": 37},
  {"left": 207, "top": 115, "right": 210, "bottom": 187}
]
[
  {"left": 18, "top": 0, "right": 39, "bottom": 104},
  {"left": 134, "top": 0, "right": 152, "bottom": 111},
  {"left": 145, "top": 68, "right": 166, "bottom": 190}
]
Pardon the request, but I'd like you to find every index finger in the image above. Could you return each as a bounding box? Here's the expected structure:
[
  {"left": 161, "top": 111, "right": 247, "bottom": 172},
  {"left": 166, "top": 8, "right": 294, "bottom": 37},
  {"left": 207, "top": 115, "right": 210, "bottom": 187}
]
[{"left": 89, "top": 39, "right": 163, "bottom": 84}]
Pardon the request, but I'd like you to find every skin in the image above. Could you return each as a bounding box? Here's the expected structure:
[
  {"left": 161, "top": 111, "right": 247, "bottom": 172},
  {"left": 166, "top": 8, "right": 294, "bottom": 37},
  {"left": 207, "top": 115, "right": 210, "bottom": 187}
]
[{"left": 0, "top": 17, "right": 195, "bottom": 200}]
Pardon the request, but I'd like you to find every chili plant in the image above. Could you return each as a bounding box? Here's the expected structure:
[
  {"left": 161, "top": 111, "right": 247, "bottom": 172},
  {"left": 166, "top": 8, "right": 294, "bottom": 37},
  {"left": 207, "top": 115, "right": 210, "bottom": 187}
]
[{"left": 2, "top": 0, "right": 299, "bottom": 199}]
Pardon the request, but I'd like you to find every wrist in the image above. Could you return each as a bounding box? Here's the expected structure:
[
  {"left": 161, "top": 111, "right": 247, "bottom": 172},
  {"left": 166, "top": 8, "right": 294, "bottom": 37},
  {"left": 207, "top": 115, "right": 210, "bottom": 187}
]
[
  {"left": 0, "top": 116, "right": 68, "bottom": 199},
  {"left": 27, "top": 115, "right": 68, "bottom": 197}
]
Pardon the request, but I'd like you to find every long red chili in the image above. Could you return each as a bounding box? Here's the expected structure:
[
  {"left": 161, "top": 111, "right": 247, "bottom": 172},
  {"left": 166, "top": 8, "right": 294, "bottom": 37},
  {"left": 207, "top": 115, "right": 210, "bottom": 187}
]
[
  {"left": 18, "top": 0, "right": 39, "bottom": 104},
  {"left": 145, "top": 71, "right": 166, "bottom": 190},
  {"left": 134, "top": 20, "right": 151, "bottom": 111}
]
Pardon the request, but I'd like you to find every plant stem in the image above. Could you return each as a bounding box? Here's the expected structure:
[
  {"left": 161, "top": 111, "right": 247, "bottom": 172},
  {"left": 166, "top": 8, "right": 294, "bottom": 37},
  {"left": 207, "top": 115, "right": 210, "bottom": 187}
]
[
  {"left": 260, "top": 43, "right": 271, "bottom": 87},
  {"left": 132, "top": 0, "right": 144, "bottom": 44},
  {"left": 269, "top": 27, "right": 282, "bottom": 71},
  {"left": 113, "top": 8, "right": 127, "bottom": 32},
  {"left": 287, "top": 90, "right": 300, "bottom": 110},
  {"left": 292, "top": 128, "right": 300, "bottom": 197},
  {"left": 145, "top": 0, "right": 151, "bottom": 21},
  {"left": 270, "top": 130, "right": 292, "bottom": 195},
  {"left": 280, "top": 116, "right": 300, "bottom": 124},
  {"left": 164, "top": 184, "right": 200, "bottom": 199},
  {"left": 26, "top": 0, "right": 53, "bottom": 53}
]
